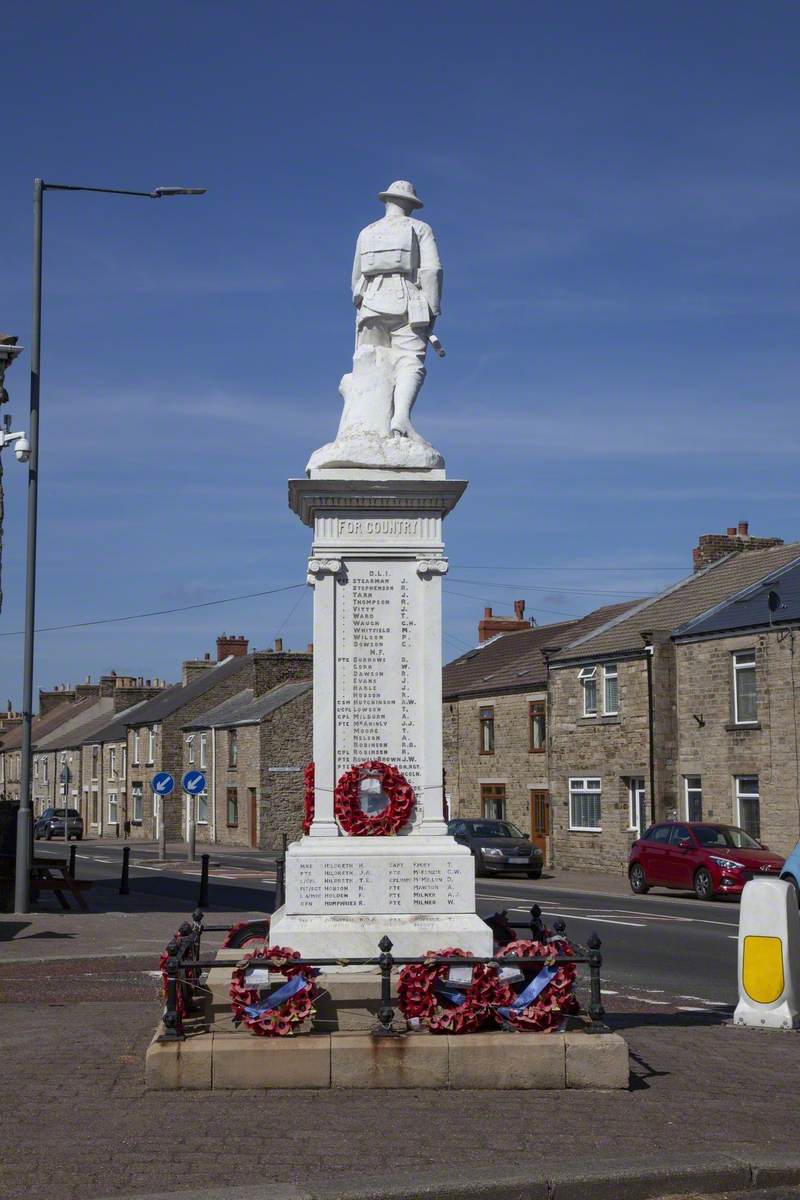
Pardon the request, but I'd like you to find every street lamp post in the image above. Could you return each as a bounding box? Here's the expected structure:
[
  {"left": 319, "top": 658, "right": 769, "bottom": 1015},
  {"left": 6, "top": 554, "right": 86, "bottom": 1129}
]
[{"left": 13, "top": 180, "right": 205, "bottom": 914}]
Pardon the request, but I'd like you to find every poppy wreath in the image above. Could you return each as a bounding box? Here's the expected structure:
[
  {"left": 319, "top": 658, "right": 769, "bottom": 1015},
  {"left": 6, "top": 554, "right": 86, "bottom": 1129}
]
[
  {"left": 397, "top": 947, "right": 513, "bottom": 1034},
  {"left": 494, "top": 937, "right": 580, "bottom": 1032},
  {"left": 230, "top": 946, "right": 319, "bottom": 1037},
  {"left": 334, "top": 761, "right": 415, "bottom": 836},
  {"left": 302, "top": 762, "right": 315, "bottom": 835}
]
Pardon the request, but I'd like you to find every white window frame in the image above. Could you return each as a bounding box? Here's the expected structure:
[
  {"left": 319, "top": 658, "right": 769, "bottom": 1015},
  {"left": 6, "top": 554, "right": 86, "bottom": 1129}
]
[
  {"left": 187, "top": 734, "right": 195, "bottom": 765},
  {"left": 684, "top": 775, "right": 703, "bottom": 822},
  {"left": 735, "top": 775, "right": 760, "bottom": 839},
  {"left": 91, "top": 745, "right": 100, "bottom": 780},
  {"left": 569, "top": 777, "right": 602, "bottom": 831},
  {"left": 579, "top": 666, "right": 598, "bottom": 717},
  {"left": 628, "top": 776, "right": 646, "bottom": 832},
  {"left": 199, "top": 733, "right": 207, "bottom": 769},
  {"left": 603, "top": 663, "right": 619, "bottom": 716},
  {"left": 42, "top": 756, "right": 49, "bottom": 784},
  {"left": 120, "top": 746, "right": 127, "bottom": 779},
  {"left": 131, "top": 784, "right": 143, "bottom": 824},
  {"left": 109, "top": 746, "right": 117, "bottom": 779},
  {"left": 34, "top": 756, "right": 39, "bottom": 780},
  {"left": 132, "top": 730, "right": 141, "bottom": 766},
  {"left": 197, "top": 790, "right": 209, "bottom": 824},
  {"left": 108, "top": 792, "right": 118, "bottom": 825},
  {"left": 733, "top": 650, "right": 757, "bottom": 725},
  {"left": 147, "top": 726, "right": 156, "bottom": 765}
]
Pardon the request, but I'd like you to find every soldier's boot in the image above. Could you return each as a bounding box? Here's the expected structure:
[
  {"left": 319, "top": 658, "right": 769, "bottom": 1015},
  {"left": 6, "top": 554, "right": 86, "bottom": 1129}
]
[{"left": 390, "top": 366, "right": 426, "bottom": 440}]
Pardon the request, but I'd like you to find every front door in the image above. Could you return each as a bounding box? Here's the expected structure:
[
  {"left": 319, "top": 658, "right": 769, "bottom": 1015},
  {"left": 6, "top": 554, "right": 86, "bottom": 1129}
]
[
  {"left": 249, "top": 787, "right": 258, "bottom": 849},
  {"left": 530, "top": 790, "right": 550, "bottom": 859}
]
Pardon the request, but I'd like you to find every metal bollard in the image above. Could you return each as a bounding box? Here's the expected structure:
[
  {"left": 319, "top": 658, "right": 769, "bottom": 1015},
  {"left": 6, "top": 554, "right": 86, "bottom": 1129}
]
[
  {"left": 158, "top": 944, "right": 184, "bottom": 1042},
  {"left": 198, "top": 853, "right": 210, "bottom": 908},
  {"left": 119, "top": 845, "right": 130, "bottom": 895},
  {"left": 68, "top": 844, "right": 77, "bottom": 878},
  {"left": 274, "top": 853, "right": 286, "bottom": 910},
  {"left": 587, "top": 931, "right": 607, "bottom": 1031},
  {"left": 372, "top": 935, "right": 398, "bottom": 1037}
]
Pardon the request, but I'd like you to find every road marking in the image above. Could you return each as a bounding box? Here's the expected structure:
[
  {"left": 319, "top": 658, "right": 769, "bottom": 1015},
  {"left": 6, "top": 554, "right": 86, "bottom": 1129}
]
[
  {"left": 600, "top": 989, "right": 619, "bottom": 995},
  {"left": 91, "top": 857, "right": 113, "bottom": 863},
  {"left": 619, "top": 995, "right": 670, "bottom": 1005},
  {"left": 677, "top": 1006, "right": 708, "bottom": 1012},
  {"left": 679, "top": 995, "right": 730, "bottom": 1006},
  {"left": 501, "top": 906, "right": 647, "bottom": 928}
]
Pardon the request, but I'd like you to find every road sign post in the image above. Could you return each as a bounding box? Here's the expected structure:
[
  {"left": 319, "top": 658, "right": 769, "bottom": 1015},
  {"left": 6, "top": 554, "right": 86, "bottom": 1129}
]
[
  {"left": 150, "top": 772, "right": 175, "bottom": 862},
  {"left": 181, "top": 772, "right": 206, "bottom": 864},
  {"left": 60, "top": 764, "right": 70, "bottom": 850}
]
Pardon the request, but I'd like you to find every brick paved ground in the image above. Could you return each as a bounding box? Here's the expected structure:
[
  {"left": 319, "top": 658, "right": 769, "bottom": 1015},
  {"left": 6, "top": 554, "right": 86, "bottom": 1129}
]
[{"left": 1, "top": 967, "right": 800, "bottom": 1200}]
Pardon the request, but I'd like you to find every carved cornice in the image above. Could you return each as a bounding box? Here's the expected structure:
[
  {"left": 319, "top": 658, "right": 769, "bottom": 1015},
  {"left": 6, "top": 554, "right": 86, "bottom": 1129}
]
[{"left": 289, "top": 477, "right": 468, "bottom": 528}]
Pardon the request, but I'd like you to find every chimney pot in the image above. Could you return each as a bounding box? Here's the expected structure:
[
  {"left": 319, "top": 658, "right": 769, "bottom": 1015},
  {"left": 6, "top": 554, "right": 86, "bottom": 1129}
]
[
  {"left": 274, "top": 637, "right": 283, "bottom": 652},
  {"left": 738, "top": 520, "right": 749, "bottom": 536},
  {"left": 483, "top": 607, "right": 492, "bottom": 619},
  {"left": 727, "top": 527, "right": 737, "bottom": 537},
  {"left": 513, "top": 599, "right": 525, "bottom": 620},
  {"left": 307, "top": 643, "right": 314, "bottom": 654}
]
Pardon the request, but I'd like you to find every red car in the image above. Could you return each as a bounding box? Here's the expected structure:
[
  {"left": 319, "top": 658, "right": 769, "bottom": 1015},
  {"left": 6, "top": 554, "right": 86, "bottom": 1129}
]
[{"left": 628, "top": 821, "right": 784, "bottom": 901}]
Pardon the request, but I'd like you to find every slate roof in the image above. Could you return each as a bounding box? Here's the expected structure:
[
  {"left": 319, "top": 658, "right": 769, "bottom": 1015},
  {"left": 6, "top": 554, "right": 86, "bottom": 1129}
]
[
  {"left": 81, "top": 697, "right": 158, "bottom": 745},
  {"left": 120, "top": 655, "right": 252, "bottom": 728},
  {"left": 183, "top": 679, "right": 312, "bottom": 731},
  {"left": 35, "top": 698, "right": 115, "bottom": 751},
  {"left": 442, "top": 602, "right": 640, "bottom": 700},
  {"left": 549, "top": 542, "right": 800, "bottom": 664},
  {"left": 0, "top": 696, "right": 97, "bottom": 752},
  {"left": 673, "top": 556, "right": 800, "bottom": 641}
]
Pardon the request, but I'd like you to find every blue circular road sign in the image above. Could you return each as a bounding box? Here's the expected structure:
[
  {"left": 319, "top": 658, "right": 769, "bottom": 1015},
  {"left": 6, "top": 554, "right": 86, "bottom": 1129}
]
[
  {"left": 150, "top": 771, "right": 175, "bottom": 795},
  {"left": 182, "top": 770, "right": 207, "bottom": 795}
]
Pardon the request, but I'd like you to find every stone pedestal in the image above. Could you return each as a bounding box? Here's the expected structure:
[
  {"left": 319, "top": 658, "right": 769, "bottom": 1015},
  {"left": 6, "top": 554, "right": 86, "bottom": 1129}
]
[{"left": 269, "top": 469, "right": 493, "bottom": 963}]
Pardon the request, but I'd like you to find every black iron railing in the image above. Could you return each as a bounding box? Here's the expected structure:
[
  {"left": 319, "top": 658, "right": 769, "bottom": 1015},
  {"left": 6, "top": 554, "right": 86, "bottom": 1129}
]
[{"left": 157, "top": 904, "right": 606, "bottom": 1042}]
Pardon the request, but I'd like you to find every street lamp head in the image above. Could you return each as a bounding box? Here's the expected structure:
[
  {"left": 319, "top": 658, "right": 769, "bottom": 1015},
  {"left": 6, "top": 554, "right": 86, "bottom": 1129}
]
[
  {"left": 150, "top": 186, "right": 207, "bottom": 198},
  {"left": 0, "top": 336, "right": 23, "bottom": 368}
]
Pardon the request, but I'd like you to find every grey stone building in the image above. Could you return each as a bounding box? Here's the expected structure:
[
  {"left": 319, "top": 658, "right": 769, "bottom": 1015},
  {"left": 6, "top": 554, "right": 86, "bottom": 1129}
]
[
  {"left": 182, "top": 676, "right": 312, "bottom": 850},
  {"left": 547, "top": 531, "right": 800, "bottom": 872},
  {"left": 442, "top": 601, "right": 636, "bottom": 863}
]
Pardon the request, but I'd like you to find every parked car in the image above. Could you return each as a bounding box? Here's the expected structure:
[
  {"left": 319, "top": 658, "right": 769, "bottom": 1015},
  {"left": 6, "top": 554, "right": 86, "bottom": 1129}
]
[
  {"left": 780, "top": 839, "right": 800, "bottom": 904},
  {"left": 447, "top": 818, "right": 543, "bottom": 878},
  {"left": 33, "top": 807, "right": 83, "bottom": 841},
  {"left": 628, "top": 821, "right": 784, "bottom": 901}
]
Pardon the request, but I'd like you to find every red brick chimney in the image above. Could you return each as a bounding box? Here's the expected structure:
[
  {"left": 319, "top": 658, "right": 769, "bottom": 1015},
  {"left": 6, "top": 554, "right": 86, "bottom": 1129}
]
[
  {"left": 216, "top": 634, "right": 249, "bottom": 661},
  {"left": 692, "top": 522, "right": 784, "bottom": 572},
  {"left": 478, "top": 600, "right": 533, "bottom": 644}
]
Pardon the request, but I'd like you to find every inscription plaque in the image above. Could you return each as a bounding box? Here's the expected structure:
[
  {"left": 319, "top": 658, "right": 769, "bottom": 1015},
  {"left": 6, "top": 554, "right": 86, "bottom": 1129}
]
[{"left": 289, "top": 855, "right": 472, "bottom": 914}]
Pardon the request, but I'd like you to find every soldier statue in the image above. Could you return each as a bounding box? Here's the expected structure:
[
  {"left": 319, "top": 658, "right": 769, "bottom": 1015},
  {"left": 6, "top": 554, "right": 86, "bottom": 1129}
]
[{"left": 351, "top": 181, "right": 442, "bottom": 440}]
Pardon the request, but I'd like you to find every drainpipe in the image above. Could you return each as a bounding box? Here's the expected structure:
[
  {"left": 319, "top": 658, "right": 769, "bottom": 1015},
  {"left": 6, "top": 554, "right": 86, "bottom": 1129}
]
[
  {"left": 643, "top": 639, "right": 656, "bottom": 824},
  {"left": 211, "top": 726, "right": 217, "bottom": 844}
]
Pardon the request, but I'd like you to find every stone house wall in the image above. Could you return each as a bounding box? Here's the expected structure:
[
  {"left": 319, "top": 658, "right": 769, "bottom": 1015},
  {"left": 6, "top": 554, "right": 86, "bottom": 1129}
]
[
  {"left": 259, "top": 689, "right": 313, "bottom": 851},
  {"left": 441, "top": 691, "right": 549, "bottom": 839},
  {"left": 674, "top": 629, "right": 800, "bottom": 857},
  {"left": 548, "top": 655, "right": 654, "bottom": 873}
]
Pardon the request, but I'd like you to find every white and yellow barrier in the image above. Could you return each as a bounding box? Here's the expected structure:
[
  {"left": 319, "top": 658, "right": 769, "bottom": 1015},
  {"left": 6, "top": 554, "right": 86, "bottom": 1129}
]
[{"left": 734, "top": 877, "right": 800, "bottom": 1030}]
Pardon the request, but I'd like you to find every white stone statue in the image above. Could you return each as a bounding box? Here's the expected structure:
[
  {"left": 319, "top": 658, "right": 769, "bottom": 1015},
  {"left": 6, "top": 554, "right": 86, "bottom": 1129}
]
[{"left": 307, "top": 181, "right": 445, "bottom": 473}]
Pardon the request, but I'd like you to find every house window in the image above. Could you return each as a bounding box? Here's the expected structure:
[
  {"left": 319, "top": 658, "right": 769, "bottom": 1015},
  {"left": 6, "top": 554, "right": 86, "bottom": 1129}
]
[
  {"left": 42, "top": 756, "right": 49, "bottom": 784},
  {"left": 479, "top": 707, "right": 495, "bottom": 754},
  {"left": 735, "top": 775, "right": 760, "bottom": 840},
  {"left": 132, "top": 784, "right": 143, "bottom": 825},
  {"left": 34, "top": 756, "right": 39, "bottom": 780},
  {"left": 579, "top": 667, "right": 598, "bottom": 716},
  {"left": 109, "top": 747, "right": 117, "bottom": 779},
  {"left": 91, "top": 745, "right": 100, "bottom": 780},
  {"left": 197, "top": 790, "right": 209, "bottom": 824},
  {"left": 147, "top": 726, "right": 156, "bottom": 764},
  {"left": 227, "top": 787, "right": 239, "bottom": 827},
  {"left": 685, "top": 776, "right": 703, "bottom": 822},
  {"left": 603, "top": 663, "right": 619, "bottom": 715},
  {"left": 628, "top": 776, "right": 646, "bottom": 835},
  {"left": 529, "top": 700, "right": 546, "bottom": 752},
  {"left": 91, "top": 789, "right": 99, "bottom": 824},
  {"left": 228, "top": 729, "right": 238, "bottom": 768},
  {"left": 733, "top": 650, "right": 757, "bottom": 724},
  {"left": 133, "top": 730, "right": 141, "bottom": 765},
  {"left": 187, "top": 735, "right": 195, "bottom": 765},
  {"left": 481, "top": 783, "right": 505, "bottom": 820},
  {"left": 199, "top": 733, "right": 207, "bottom": 769},
  {"left": 108, "top": 792, "right": 118, "bottom": 825},
  {"left": 120, "top": 746, "right": 127, "bottom": 779},
  {"left": 569, "top": 777, "right": 602, "bottom": 831}
]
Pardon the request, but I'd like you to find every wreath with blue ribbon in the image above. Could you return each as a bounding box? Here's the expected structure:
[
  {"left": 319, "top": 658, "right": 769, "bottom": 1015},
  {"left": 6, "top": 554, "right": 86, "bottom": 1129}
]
[
  {"left": 494, "top": 938, "right": 579, "bottom": 1032},
  {"left": 230, "top": 946, "right": 319, "bottom": 1037}
]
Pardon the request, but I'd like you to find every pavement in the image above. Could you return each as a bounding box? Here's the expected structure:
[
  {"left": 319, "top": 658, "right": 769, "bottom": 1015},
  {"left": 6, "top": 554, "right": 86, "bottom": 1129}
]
[{"left": 4, "top": 841, "right": 799, "bottom": 1200}]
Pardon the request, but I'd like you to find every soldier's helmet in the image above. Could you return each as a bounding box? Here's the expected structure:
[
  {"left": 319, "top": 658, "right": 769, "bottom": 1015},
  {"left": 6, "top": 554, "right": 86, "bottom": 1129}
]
[{"left": 378, "top": 180, "right": 423, "bottom": 210}]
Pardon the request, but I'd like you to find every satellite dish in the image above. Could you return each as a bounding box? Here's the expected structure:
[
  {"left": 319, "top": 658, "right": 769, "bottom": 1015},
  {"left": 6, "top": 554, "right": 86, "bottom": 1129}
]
[{"left": 768, "top": 590, "right": 781, "bottom": 614}]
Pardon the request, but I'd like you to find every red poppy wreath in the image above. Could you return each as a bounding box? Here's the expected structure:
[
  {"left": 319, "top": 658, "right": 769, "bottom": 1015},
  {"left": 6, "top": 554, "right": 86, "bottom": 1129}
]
[
  {"left": 230, "top": 946, "right": 319, "bottom": 1037},
  {"left": 494, "top": 936, "right": 580, "bottom": 1032},
  {"left": 397, "top": 948, "right": 512, "bottom": 1034},
  {"left": 334, "top": 760, "right": 415, "bottom": 836}
]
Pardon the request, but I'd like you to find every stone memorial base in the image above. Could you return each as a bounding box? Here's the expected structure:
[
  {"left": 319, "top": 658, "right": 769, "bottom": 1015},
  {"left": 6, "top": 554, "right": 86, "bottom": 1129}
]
[{"left": 146, "top": 1025, "right": 630, "bottom": 1091}]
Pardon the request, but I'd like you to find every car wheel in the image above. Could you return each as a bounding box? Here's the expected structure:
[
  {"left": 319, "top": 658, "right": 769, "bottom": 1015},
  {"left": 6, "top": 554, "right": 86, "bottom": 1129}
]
[
  {"left": 45, "top": 826, "right": 52, "bottom": 841},
  {"left": 527, "top": 871, "right": 542, "bottom": 879},
  {"left": 76, "top": 834, "right": 82, "bottom": 841},
  {"left": 629, "top": 863, "right": 649, "bottom": 894},
  {"left": 694, "top": 867, "right": 715, "bottom": 901}
]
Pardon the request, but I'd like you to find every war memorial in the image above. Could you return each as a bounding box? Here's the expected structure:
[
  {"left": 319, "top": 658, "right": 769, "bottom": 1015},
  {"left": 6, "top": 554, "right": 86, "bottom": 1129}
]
[{"left": 146, "top": 181, "right": 629, "bottom": 1090}]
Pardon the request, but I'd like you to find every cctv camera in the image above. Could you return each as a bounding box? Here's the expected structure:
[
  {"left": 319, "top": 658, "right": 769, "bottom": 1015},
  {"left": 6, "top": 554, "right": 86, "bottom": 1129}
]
[{"left": 14, "top": 437, "right": 30, "bottom": 463}]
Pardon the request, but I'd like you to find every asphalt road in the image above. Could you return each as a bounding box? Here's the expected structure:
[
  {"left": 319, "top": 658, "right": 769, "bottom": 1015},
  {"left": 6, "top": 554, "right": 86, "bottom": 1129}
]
[{"left": 32, "top": 838, "right": 741, "bottom": 1012}]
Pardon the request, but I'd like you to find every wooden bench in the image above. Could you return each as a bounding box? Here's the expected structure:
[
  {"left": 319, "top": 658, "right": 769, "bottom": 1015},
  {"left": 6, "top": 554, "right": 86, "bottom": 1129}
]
[{"left": 30, "top": 858, "right": 92, "bottom": 912}]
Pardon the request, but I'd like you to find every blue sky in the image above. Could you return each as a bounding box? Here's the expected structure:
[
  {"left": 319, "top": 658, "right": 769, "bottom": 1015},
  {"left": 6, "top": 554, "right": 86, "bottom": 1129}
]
[{"left": 1, "top": 1, "right": 799, "bottom": 700}]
